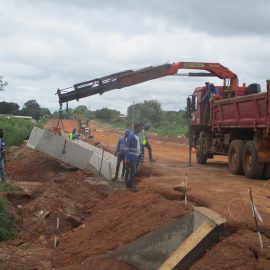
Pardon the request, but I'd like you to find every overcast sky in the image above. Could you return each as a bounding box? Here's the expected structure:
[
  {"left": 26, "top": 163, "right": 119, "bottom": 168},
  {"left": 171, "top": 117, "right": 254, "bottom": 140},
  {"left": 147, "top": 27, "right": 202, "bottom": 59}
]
[{"left": 1, "top": 0, "right": 270, "bottom": 114}]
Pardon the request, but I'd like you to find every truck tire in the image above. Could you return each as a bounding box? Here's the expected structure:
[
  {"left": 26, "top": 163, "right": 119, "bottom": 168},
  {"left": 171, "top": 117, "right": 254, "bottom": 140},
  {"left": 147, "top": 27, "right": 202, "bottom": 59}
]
[
  {"left": 262, "top": 163, "right": 270, "bottom": 179},
  {"left": 242, "top": 141, "right": 264, "bottom": 179},
  {"left": 196, "top": 137, "right": 207, "bottom": 164},
  {"left": 228, "top": 140, "right": 245, "bottom": 175}
]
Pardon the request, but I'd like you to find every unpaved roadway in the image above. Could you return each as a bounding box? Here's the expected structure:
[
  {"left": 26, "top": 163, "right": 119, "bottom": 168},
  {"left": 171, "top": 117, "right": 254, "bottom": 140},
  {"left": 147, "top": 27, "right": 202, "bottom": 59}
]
[{"left": 0, "top": 119, "right": 269, "bottom": 270}]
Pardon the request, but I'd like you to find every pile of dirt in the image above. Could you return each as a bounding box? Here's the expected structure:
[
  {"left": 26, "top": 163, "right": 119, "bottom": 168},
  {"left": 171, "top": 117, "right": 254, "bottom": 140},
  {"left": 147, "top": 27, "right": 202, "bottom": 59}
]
[
  {"left": 1, "top": 143, "right": 192, "bottom": 270},
  {"left": 192, "top": 229, "right": 270, "bottom": 270},
  {"left": 5, "top": 145, "right": 110, "bottom": 244},
  {"left": 1, "top": 121, "right": 270, "bottom": 270},
  {"left": 53, "top": 188, "right": 191, "bottom": 269}
]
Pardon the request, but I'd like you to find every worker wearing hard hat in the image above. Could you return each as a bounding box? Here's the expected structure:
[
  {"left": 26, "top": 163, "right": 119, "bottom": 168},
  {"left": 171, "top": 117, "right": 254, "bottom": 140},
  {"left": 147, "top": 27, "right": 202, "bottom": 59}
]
[
  {"left": 141, "top": 123, "right": 155, "bottom": 162},
  {"left": 202, "top": 83, "right": 222, "bottom": 124},
  {"left": 203, "top": 83, "right": 222, "bottom": 102},
  {"left": 69, "top": 128, "right": 80, "bottom": 140},
  {"left": 124, "top": 124, "right": 142, "bottom": 192},
  {"left": 112, "top": 129, "right": 130, "bottom": 181}
]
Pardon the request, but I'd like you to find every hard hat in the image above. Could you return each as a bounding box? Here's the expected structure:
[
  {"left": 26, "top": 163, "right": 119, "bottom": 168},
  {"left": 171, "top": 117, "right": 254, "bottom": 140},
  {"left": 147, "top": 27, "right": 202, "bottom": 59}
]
[
  {"left": 144, "top": 123, "right": 151, "bottom": 130},
  {"left": 208, "top": 83, "right": 215, "bottom": 90},
  {"left": 125, "top": 129, "right": 131, "bottom": 136}
]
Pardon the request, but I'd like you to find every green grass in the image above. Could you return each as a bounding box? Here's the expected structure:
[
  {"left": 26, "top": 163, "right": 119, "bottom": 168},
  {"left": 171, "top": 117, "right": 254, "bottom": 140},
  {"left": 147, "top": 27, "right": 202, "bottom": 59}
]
[
  {"left": 0, "top": 197, "right": 16, "bottom": 240},
  {"left": 36, "top": 118, "right": 47, "bottom": 128},
  {"left": 0, "top": 183, "right": 19, "bottom": 192},
  {"left": 152, "top": 122, "right": 188, "bottom": 137},
  {"left": 110, "top": 118, "right": 128, "bottom": 130},
  {"left": 0, "top": 118, "right": 35, "bottom": 147},
  {"left": 103, "top": 119, "right": 188, "bottom": 137}
]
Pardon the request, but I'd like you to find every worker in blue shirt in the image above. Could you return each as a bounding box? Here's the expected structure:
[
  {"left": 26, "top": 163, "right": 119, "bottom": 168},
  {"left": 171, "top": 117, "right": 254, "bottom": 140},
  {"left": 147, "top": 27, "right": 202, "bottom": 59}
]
[
  {"left": 203, "top": 83, "right": 222, "bottom": 102},
  {"left": 203, "top": 83, "right": 222, "bottom": 124},
  {"left": 124, "top": 123, "right": 142, "bottom": 192},
  {"left": 0, "top": 129, "right": 6, "bottom": 182},
  {"left": 112, "top": 129, "right": 130, "bottom": 181}
]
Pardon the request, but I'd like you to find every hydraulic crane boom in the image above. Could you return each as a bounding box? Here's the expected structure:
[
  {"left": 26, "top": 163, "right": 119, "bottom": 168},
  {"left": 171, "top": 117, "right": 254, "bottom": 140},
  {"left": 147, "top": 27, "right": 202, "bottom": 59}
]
[{"left": 57, "top": 62, "right": 238, "bottom": 106}]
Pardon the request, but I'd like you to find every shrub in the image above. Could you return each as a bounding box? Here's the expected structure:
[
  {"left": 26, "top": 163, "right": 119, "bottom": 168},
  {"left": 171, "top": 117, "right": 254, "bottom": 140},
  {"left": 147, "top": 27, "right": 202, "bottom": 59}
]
[
  {"left": 0, "top": 118, "right": 34, "bottom": 147},
  {"left": 0, "top": 197, "right": 16, "bottom": 240},
  {"left": 0, "top": 183, "right": 19, "bottom": 192}
]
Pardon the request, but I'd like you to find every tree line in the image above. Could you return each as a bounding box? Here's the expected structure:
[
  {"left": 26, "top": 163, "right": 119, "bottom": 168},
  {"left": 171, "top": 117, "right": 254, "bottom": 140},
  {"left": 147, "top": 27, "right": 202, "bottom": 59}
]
[
  {"left": 0, "top": 100, "right": 51, "bottom": 120},
  {"left": 1, "top": 99, "right": 188, "bottom": 136}
]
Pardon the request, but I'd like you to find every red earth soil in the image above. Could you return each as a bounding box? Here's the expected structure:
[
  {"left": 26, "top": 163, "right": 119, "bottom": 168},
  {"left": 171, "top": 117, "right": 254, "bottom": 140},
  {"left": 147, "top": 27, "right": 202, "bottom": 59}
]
[{"left": 0, "top": 119, "right": 269, "bottom": 270}]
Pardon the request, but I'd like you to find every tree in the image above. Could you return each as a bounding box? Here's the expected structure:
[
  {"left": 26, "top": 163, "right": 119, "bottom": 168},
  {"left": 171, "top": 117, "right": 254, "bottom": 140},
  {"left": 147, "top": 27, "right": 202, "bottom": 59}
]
[
  {"left": 0, "top": 76, "right": 8, "bottom": 92},
  {"left": 95, "top": 107, "right": 120, "bottom": 121},
  {"left": 19, "top": 100, "right": 41, "bottom": 120},
  {"left": 0, "top": 102, "right": 19, "bottom": 114},
  {"left": 52, "top": 108, "right": 74, "bottom": 119},
  {"left": 126, "top": 100, "right": 163, "bottom": 127},
  {"left": 40, "top": 108, "right": 51, "bottom": 117},
  {"left": 74, "top": 105, "right": 88, "bottom": 114},
  {"left": 74, "top": 105, "right": 91, "bottom": 118}
]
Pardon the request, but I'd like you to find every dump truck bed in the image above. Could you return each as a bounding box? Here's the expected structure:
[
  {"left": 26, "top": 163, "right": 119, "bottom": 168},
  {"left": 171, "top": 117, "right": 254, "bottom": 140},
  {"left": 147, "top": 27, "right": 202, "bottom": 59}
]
[{"left": 211, "top": 89, "right": 270, "bottom": 130}]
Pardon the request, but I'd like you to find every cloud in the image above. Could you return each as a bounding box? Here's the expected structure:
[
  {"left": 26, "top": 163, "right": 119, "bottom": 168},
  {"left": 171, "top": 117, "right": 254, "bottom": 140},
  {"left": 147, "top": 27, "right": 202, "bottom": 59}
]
[{"left": 0, "top": 0, "right": 270, "bottom": 114}]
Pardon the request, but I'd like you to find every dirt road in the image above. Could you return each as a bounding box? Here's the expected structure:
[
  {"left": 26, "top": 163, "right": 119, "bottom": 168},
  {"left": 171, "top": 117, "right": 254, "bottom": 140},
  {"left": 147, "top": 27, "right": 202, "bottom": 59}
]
[{"left": 0, "top": 119, "right": 270, "bottom": 269}]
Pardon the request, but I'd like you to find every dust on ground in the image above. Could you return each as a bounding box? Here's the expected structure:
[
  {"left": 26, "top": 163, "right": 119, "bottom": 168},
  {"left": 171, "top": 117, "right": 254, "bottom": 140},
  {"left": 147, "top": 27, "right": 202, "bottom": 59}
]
[{"left": 0, "top": 119, "right": 270, "bottom": 270}]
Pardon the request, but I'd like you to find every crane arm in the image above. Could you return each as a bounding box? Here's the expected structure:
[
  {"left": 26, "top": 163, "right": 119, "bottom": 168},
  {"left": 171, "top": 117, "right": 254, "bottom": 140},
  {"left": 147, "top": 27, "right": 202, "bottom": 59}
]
[{"left": 57, "top": 62, "right": 238, "bottom": 105}]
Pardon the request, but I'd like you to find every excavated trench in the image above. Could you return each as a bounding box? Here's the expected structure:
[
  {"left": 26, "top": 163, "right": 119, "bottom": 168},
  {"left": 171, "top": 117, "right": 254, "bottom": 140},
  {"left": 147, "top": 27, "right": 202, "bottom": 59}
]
[{"left": 106, "top": 207, "right": 226, "bottom": 270}]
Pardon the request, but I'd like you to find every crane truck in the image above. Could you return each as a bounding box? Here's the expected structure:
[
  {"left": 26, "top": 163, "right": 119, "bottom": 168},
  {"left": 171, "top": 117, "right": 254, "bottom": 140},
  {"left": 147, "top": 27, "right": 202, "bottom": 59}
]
[{"left": 57, "top": 62, "right": 270, "bottom": 179}]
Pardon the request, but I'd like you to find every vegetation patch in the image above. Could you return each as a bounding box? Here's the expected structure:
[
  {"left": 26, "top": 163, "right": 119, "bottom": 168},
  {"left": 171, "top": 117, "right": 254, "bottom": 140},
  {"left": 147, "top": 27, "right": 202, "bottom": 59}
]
[
  {"left": 0, "top": 118, "right": 34, "bottom": 146},
  {"left": 0, "top": 183, "right": 20, "bottom": 192},
  {"left": 0, "top": 197, "right": 16, "bottom": 240}
]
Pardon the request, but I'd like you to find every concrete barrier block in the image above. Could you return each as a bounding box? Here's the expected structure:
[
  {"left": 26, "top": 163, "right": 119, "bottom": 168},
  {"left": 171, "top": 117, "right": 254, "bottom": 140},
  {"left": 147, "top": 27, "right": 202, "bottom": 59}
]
[
  {"left": 77, "top": 140, "right": 116, "bottom": 180},
  {"left": 89, "top": 153, "right": 112, "bottom": 180},
  {"left": 27, "top": 127, "right": 93, "bottom": 170}
]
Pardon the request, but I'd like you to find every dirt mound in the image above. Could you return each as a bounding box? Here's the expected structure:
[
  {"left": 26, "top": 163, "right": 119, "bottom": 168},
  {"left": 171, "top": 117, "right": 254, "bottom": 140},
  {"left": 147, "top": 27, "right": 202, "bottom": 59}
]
[
  {"left": 5, "top": 145, "right": 109, "bottom": 244},
  {"left": 1, "top": 120, "right": 270, "bottom": 270},
  {"left": 53, "top": 189, "right": 191, "bottom": 269},
  {"left": 192, "top": 229, "right": 270, "bottom": 270},
  {"left": 7, "top": 145, "right": 67, "bottom": 182}
]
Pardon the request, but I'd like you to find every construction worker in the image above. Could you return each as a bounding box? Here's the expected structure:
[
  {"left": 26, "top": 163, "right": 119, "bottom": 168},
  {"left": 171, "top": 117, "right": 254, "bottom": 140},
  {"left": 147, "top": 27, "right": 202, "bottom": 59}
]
[
  {"left": 69, "top": 128, "right": 80, "bottom": 140},
  {"left": 202, "top": 83, "right": 222, "bottom": 124},
  {"left": 141, "top": 123, "right": 154, "bottom": 162},
  {"left": 124, "top": 123, "right": 142, "bottom": 192},
  {"left": 0, "top": 129, "right": 6, "bottom": 182},
  {"left": 112, "top": 129, "right": 130, "bottom": 181},
  {"left": 203, "top": 83, "right": 222, "bottom": 102},
  {"left": 84, "top": 127, "right": 90, "bottom": 141}
]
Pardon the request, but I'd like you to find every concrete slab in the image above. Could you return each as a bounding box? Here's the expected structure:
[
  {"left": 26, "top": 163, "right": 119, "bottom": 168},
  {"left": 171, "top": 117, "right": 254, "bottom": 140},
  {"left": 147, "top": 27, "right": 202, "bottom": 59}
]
[
  {"left": 75, "top": 140, "right": 117, "bottom": 180},
  {"left": 89, "top": 152, "right": 112, "bottom": 180},
  {"left": 27, "top": 127, "right": 93, "bottom": 170},
  {"left": 158, "top": 207, "right": 226, "bottom": 270},
  {"left": 106, "top": 214, "right": 193, "bottom": 270},
  {"left": 158, "top": 222, "right": 213, "bottom": 270},
  {"left": 108, "top": 207, "right": 226, "bottom": 270}
]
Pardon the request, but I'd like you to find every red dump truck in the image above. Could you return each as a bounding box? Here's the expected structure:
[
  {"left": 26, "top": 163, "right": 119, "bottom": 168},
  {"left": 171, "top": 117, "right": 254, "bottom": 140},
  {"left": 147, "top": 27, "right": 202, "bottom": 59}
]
[
  {"left": 57, "top": 62, "right": 269, "bottom": 179},
  {"left": 189, "top": 80, "right": 270, "bottom": 179}
]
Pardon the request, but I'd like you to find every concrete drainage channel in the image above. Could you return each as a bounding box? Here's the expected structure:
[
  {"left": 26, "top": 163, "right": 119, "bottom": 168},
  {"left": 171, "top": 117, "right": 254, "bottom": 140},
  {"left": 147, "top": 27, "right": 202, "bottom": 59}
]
[{"left": 106, "top": 207, "right": 226, "bottom": 270}]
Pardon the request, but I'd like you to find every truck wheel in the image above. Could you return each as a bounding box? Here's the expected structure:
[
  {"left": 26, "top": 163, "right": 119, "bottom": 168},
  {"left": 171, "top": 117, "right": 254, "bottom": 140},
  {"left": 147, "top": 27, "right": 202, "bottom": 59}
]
[
  {"left": 228, "top": 140, "right": 244, "bottom": 175},
  {"left": 242, "top": 141, "right": 264, "bottom": 179},
  {"left": 262, "top": 163, "right": 270, "bottom": 179},
  {"left": 196, "top": 138, "right": 207, "bottom": 164}
]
